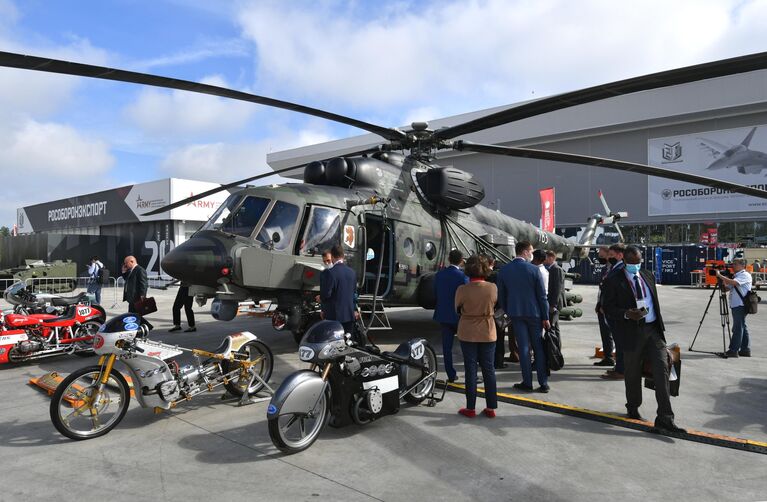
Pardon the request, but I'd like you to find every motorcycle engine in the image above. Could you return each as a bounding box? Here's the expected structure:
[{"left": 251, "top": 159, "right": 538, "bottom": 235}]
[{"left": 18, "top": 338, "right": 42, "bottom": 353}]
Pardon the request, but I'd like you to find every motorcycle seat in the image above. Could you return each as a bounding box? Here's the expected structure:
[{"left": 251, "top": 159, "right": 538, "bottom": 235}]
[
  {"left": 51, "top": 292, "right": 89, "bottom": 307},
  {"left": 41, "top": 306, "right": 78, "bottom": 326},
  {"left": 382, "top": 344, "right": 411, "bottom": 363}
]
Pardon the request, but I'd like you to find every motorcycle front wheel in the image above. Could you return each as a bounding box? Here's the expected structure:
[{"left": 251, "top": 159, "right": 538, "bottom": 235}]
[
  {"left": 268, "top": 390, "right": 329, "bottom": 454},
  {"left": 50, "top": 365, "right": 130, "bottom": 440},
  {"left": 223, "top": 340, "right": 273, "bottom": 397}
]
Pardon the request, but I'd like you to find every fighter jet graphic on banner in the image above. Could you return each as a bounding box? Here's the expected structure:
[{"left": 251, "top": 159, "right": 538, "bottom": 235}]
[{"left": 699, "top": 126, "right": 767, "bottom": 174}]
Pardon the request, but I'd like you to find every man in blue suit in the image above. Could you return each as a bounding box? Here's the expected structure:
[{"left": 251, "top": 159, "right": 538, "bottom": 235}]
[
  {"left": 433, "top": 249, "right": 468, "bottom": 382},
  {"left": 497, "top": 241, "right": 551, "bottom": 393},
  {"left": 320, "top": 244, "right": 358, "bottom": 334}
]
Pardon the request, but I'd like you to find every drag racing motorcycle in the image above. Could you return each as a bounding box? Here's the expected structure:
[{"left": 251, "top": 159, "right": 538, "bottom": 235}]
[
  {"left": 50, "top": 313, "right": 274, "bottom": 440},
  {"left": 0, "top": 303, "right": 105, "bottom": 364},
  {"left": 4, "top": 282, "right": 97, "bottom": 315},
  {"left": 267, "top": 320, "right": 438, "bottom": 453}
]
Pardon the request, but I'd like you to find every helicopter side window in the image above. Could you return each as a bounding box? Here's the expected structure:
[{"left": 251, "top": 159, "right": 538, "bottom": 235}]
[
  {"left": 257, "top": 201, "right": 300, "bottom": 251},
  {"left": 300, "top": 206, "right": 341, "bottom": 256},
  {"left": 202, "top": 195, "right": 270, "bottom": 238}
]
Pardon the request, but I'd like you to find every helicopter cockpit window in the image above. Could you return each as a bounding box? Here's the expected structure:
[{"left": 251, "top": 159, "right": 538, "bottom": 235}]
[
  {"left": 257, "top": 201, "right": 300, "bottom": 251},
  {"left": 300, "top": 206, "right": 341, "bottom": 256},
  {"left": 202, "top": 195, "right": 270, "bottom": 238}
]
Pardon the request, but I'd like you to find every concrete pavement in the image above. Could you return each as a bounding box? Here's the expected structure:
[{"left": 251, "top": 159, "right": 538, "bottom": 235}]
[{"left": 0, "top": 284, "right": 765, "bottom": 501}]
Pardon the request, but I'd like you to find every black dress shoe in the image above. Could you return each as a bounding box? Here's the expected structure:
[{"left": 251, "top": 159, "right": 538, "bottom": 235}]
[
  {"left": 505, "top": 356, "right": 520, "bottom": 363},
  {"left": 738, "top": 350, "right": 751, "bottom": 357},
  {"left": 593, "top": 358, "right": 615, "bottom": 367},
  {"left": 494, "top": 363, "right": 508, "bottom": 369},
  {"left": 184, "top": 326, "right": 197, "bottom": 332},
  {"left": 168, "top": 326, "right": 182, "bottom": 332},
  {"left": 653, "top": 418, "right": 686, "bottom": 434},
  {"left": 537, "top": 384, "right": 550, "bottom": 393},
  {"left": 626, "top": 408, "right": 643, "bottom": 420},
  {"left": 448, "top": 376, "right": 459, "bottom": 383},
  {"left": 724, "top": 350, "right": 739, "bottom": 358},
  {"left": 513, "top": 382, "right": 533, "bottom": 392}
]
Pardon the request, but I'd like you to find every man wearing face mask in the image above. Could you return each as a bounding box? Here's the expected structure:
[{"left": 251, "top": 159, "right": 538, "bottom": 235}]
[
  {"left": 601, "top": 245, "right": 684, "bottom": 433},
  {"left": 601, "top": 243, "right": 627, "bottom": 380},
  {"left": 594, "top": 247, "right": 615, "bottom": 367},
  {"left": 497, "top": 241, "right": 551, "bottom": 393}
]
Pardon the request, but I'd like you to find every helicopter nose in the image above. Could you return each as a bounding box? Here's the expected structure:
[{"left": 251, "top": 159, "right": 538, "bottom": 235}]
[{"left": 162, "top": 231, "right": 232, "bottom": 287}]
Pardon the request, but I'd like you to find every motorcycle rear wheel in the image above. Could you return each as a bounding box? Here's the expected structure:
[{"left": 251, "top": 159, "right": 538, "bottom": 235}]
[
  {"left": 223, "top": 340, "right": 273, "bottom": 397},
  {"left": 268, "top": 391, "right": 329, "bottom": 454},
  {"left": 404, "top": 345, "right": 438, "bottom": 404},
  {"left": 73, "top": 321, "right": 102, "bottom": 357},
  {"left": 50, "top": 365, "right": 130, "bottom": 440}
]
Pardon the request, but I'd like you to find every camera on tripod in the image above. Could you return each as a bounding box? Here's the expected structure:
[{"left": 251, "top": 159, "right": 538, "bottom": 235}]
[{"left": 707, "top": 264, "right": 733, "bottom": 279}]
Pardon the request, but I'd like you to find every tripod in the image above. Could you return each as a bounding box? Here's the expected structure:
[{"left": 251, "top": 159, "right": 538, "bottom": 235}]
[{"left": 689, "top": 280, "right": 731, "bottom": 358}]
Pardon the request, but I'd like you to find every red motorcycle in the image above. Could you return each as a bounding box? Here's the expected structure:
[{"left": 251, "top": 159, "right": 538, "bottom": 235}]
[{"left": 0, "top": 303, "right": 106, "bottom": 364}]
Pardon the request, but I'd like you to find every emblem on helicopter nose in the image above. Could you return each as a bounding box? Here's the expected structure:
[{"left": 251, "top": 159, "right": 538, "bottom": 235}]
[{"left": 344, "top": 225, "right": 355, "bottom": 248}]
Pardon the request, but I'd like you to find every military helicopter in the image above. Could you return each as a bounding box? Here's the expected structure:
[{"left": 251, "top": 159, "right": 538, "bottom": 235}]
[{"left": 4, "top": 50, "right": 767, "bottom": 343}]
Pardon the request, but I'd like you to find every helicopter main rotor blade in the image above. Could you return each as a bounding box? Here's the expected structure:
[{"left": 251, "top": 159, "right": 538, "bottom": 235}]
[
  {"left": 142, "top": 145, "right": 384, "bottom": 216},
  {"left": 453, "top": 140, "right": 767, "bottom": 200},
  {"left": 435, "top": 51, "right": 767, "bottom": 141},
  {"left": 0, "top": 51, "right": 406, "bottom": 143},
  {"left": 142, "top": 165, "right": 303, "bottom": 216}
]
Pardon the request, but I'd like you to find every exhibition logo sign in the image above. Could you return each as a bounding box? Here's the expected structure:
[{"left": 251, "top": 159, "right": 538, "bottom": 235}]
[{"left": 648, "top": 124, "right": 767, "bottom": 216}]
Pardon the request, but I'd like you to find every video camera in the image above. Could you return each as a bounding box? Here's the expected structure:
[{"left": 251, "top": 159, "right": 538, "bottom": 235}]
[{"left": 707, "top": 263, "right": 733, "bottom": 278}]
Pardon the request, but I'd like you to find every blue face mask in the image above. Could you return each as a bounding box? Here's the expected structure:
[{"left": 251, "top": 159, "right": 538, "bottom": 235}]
[{"left": 625, "top": 263, "right": 641, "bottom": 274}]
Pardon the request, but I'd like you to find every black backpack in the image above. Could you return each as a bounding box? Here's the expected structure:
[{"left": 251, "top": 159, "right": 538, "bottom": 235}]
[{"left": 97, "top": 266, "right": 110, "bottom": 284}]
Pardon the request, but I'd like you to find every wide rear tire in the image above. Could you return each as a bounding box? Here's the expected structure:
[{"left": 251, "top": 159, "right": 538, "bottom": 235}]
[
  {"left": 223, "top": 340, "right": 273, "bottom": 397},
  {"left": 404, "top": 344, "right": 438, "bottom": 404}
]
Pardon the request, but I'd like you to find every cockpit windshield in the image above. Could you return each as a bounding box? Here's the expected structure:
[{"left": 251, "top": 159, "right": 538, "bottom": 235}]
[
  {"left": 201, "top": 195, "right": 270, "bottom": 238},
  {"left": 300, "top": 206, "right": 341, "bottom": 256},
  {"left": 257, "top": 200, "right": 300, "bottom": 251}
]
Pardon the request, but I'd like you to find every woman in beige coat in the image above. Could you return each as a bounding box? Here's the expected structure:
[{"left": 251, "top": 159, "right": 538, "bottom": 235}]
[{"left": 454, "top": 255, "right": 498, "bottom": 418}]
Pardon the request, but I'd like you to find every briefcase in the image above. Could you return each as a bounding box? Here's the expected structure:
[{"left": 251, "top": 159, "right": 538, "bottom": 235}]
[
  {"left": 135, "top": 296, "right": 158, "bottom": 316},
  {"left": 643, "top": 343, "right": 681, "bottom": 397}
]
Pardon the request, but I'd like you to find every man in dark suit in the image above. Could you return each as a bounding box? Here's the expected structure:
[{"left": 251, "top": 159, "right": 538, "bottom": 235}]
[
  {"left": 544, "top": 250, "right": 566, "bottom": 343},
  {"left": 121, "top": 255, "right": 148, "bottom": 313},
  {"left": 601, "top": 245, "right": 684, "bottom": 433},
  {"left": 594, "top": 246, "right": 615, "bottom": 367},
  {"left": 601, "top": 243, "right": 627, "bottom": 379},
  {"left": 320, "top": 244, "right": 358, "bottom": 335},
  {"left": 433, "top": 249, "right": 468, "bottom": 382},
  {"left": 497, "top": 241, "right": 551, "bottom": 393}
]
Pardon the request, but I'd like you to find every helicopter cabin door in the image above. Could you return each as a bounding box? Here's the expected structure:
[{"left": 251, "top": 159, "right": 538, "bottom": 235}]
[{"left": 360, "top": 213, "right": 393, "bottom": 297}]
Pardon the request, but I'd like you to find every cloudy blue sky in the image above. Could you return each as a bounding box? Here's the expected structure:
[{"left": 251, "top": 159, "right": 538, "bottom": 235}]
[{"left": 0, "top": 0, "right": 766, "bottom": 227}]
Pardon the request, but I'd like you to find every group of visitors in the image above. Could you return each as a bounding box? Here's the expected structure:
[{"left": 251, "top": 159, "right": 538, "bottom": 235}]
[{"left": 435, "top": 241, "right": 565, "bottom": 419}]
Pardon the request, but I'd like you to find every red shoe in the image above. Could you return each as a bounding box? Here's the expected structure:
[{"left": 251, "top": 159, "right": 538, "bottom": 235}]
[
  {"left": 483, "top": 408, "right": 496, "bottom": 418},
  {"left": 458, "top": 408, "right": 476, "bottom": 418}
]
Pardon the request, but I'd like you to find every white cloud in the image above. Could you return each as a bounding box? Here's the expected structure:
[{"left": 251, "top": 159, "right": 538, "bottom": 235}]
[
  {"left": 236, "top": 0, "right": 766, "bottom": 121},
  {"left": 124, "top": 74, "right": 256, "bottom": 137},
  {"left": 159, "top": 128, "right": 333, "bottom": 183},
  {"left": 0, "top": 118, "right": 115, "bottom": 226}
]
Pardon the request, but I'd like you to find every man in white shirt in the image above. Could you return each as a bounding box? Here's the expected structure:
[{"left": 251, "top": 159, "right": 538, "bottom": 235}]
[
  {"left": 716, "top": 259, "right": 752, "bottom": 357},
  {"left": 532, "top": 249, "right": 549, "bottom": 296},
  {"left": 86, "top": 256, "right": 104, "bottom": 304}
]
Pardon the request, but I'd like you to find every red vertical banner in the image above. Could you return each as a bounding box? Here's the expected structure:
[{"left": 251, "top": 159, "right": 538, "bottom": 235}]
[{"left": 540, "top": 187, "right": 556, "bottom": 233}]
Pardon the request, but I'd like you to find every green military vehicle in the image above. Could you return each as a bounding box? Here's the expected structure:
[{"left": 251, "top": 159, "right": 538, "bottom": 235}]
[{"left": 0, "top": 259, "right": 78, "bottom": 293}]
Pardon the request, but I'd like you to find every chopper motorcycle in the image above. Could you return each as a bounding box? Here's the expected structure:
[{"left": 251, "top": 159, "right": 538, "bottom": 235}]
[
  {"left": 0, "top": 292, "right": 105, "bottom": 364},
  {"left": 267, "top": 320, "right": 438, "bottom": 453},
  {"left": 50, "top": 313, "right": 274, "bottom": 440}
]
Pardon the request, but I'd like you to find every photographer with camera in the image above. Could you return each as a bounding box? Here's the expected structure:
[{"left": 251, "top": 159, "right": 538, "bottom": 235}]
[{"left": 715, "top": 259, "right": 752, "bottom": 358}]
